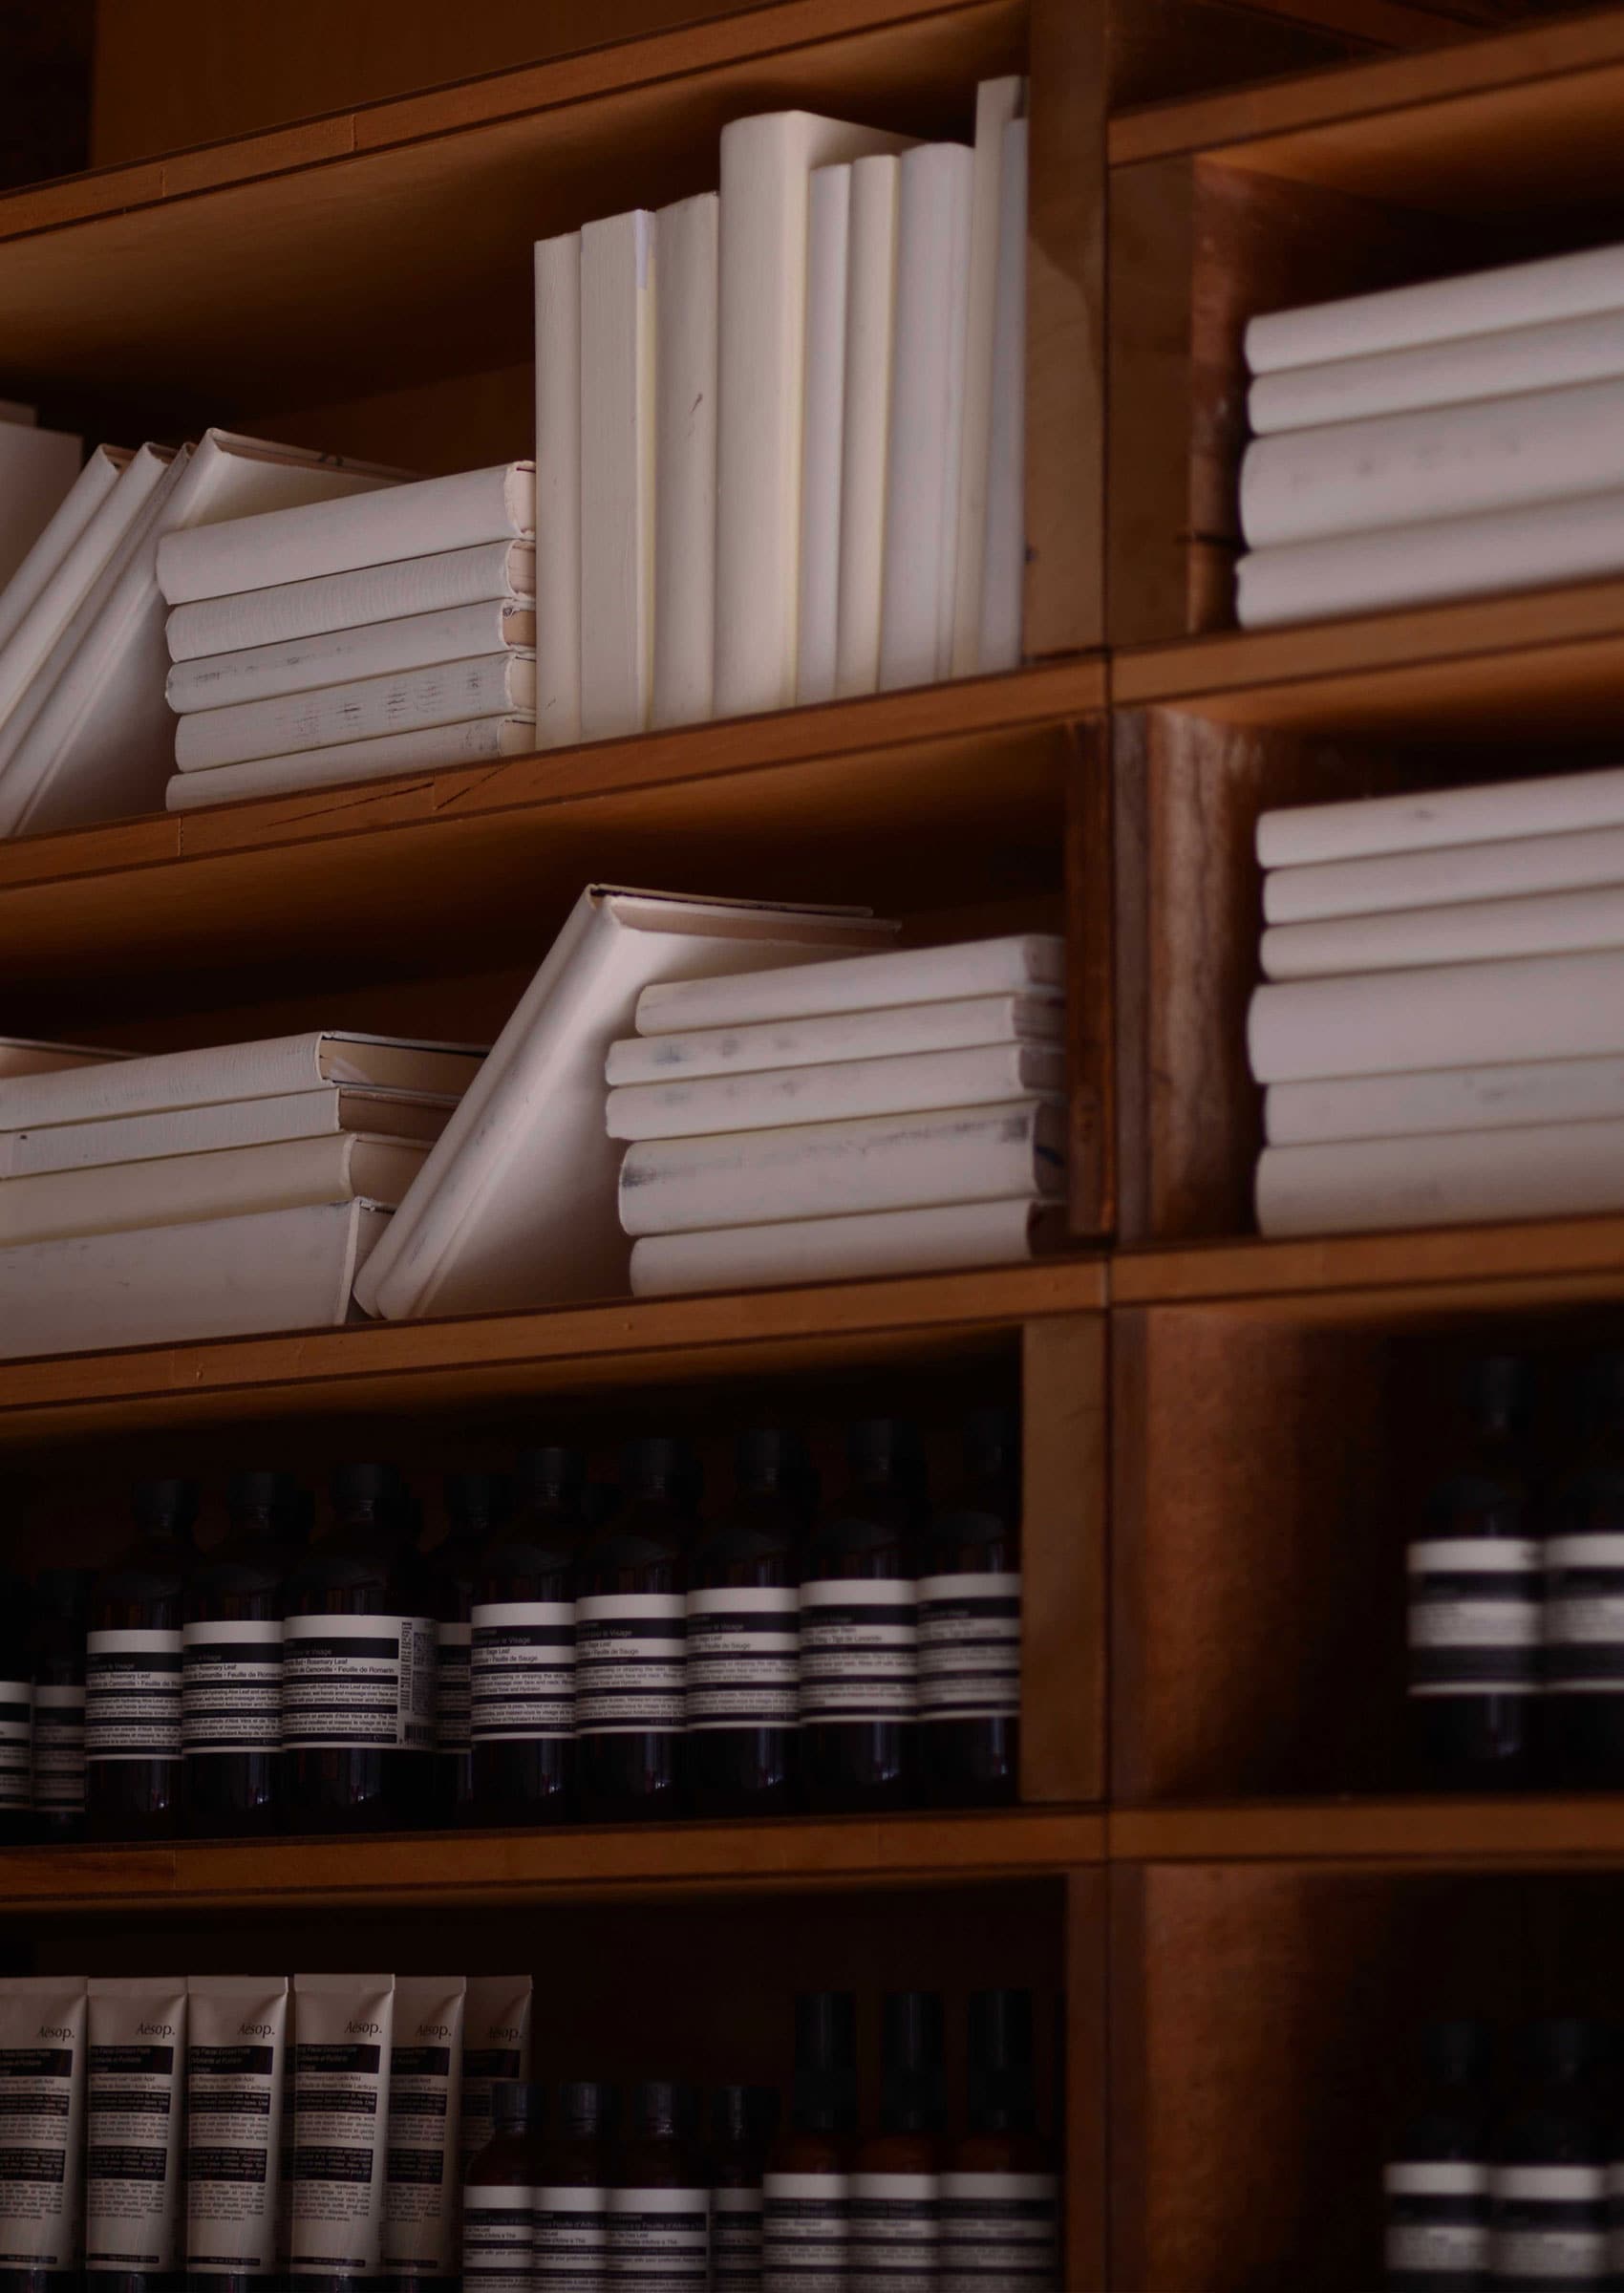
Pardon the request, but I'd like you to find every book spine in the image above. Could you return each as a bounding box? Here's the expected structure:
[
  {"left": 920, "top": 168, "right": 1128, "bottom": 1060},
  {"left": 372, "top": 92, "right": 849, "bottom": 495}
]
[
  {"left": 1265, "top": 1057, "right": 1624, "bottom": 1147},
  {"left": 1, "top": 1089, "right": 350, "bottom": 1176},
  {"left": 167, "top": 601, "right": 533, "bottom": 713},
  {"left": 1256, "top": 762, "right": 1624, "bottom": 868},
  {"left": 0, "top": 447, "right": 122, "bottom": 655},
  {"left": 604, "top": 990, "right": 1062, "bottom": 1086},
  {"left": 605, "top": 1039, "right": 1063, "bottom": 1139},
  {"left": 978, "top": 116, "right": 1029, "bottom": 676},
  {"left": 0, "top": 1135, "right": 421, "bottom": 1249},
  {"left": 1263, "top": 821, "right": 1624, "bottom": 924},
  {"left": 629, "top": 1195, "right": 1048, "bottom": 1295},
  {"left": 1255, "top": 1119, "right": 1624, "bottom": 1238},
  {"left": 165, "top": 715, "right": 535, "bottom": 810},
  {"left": 534, "top": 232, "right": 583, "bottom": 749},
  {"left": 636, "top": 932, "right": 1058, "bottom": 1034},
  {"left": 951, "top": 75, "right": 1025, "bottom": 675},
  {"left": 795, "top": 165, "right": 852, "bottom": 708},
  {"left": 0, "top": 1038, "right": 321, "bottom": 1130},
  {"left": 163, "top": 542, "right": 534, "bottom": 662},
  {"left": 834, "top": 154, "right": 900, "bottom": 699},
  {"left": 1261, "top": 882, "right": 1624, "bottom": 981},
  {"left": 579, "top": 210, "right": 656, "bottom": 740},
  {"left": 175, "top": 654, "right": 535, "bottom": 772},
  {"left": 652, "top": 195, "right": 718, "bottom": 731}
]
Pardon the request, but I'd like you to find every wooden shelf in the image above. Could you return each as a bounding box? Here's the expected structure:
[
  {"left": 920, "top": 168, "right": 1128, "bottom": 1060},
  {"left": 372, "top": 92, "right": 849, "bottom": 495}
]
[{"left": 1112, "top": 1796, "right": 1624, "bottom": 1867}]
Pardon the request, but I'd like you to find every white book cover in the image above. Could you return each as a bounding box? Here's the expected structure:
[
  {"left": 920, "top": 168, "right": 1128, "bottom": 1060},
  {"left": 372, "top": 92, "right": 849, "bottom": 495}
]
[
  {"left": 175, "top": 653, "right": 535, "bottom": 772},
  {"left": 1248, "top": 947, "right": 1624, "bottom": 1083},
  {"left": 714, "top": 111, "right": 914, "bottom": 718},
  {"left": 1258, "top": 762, "right": 1624, "bottom": 868},
  {"left": 0, "top": 1032, "right": 481, "bottom": 1128},
  {"left": 951, "top": 76, "right": 1026, "bottom": 675},
  {"left": 0, "top": 1132, "right": 427, "bottom": 1248},
  {"left": 834, "top": 154, "right": 901, "bottom": 699},
  {"left": 1, "top": 1086, "right": 455, "bottom": 1178},
  {"left": 0, "top": 420, "right": 83, "bottom": 590},
  {"left": 1261, "top": 881, "right": 1624, "bottom": 980},
  {"left": 619, "top": 1096, "right": 1065, "bottom": 1235},
  {"left": 606, "top": 989, "right": 1063, "bottom": 1085},
  {"left": 796, "top": 164, "right": 853, "bottom": 708},
  {"left": 0, "top": 445, "right": 124, "bottom": 657},
  {"left": 0, "top": 402, "right": 35, "bottom": 424},
  {"left": 534, "top": 231, "right": 582, "bottom": 749},
  {"left": 0, "top": 1037, "right": 125, "bottom": 1082},
  {"left": 1246, "top": 238, "right": 1624, "bottom": 377},
  {"left": 879, "top": 141, "right": 975, "bottom": 691},
  {"left": 630, "top": 1194, "right": 1061, "bottom": 1296},
  {"left": 1255, "top": 1119, "right": 1624, "bottom": 1238},
  {"left": 166, "top": 540, "right": 536, "bottom": 663},
  {"left": 168, "top": 600, "right": 535, "bottom": 713},
  {"left": 1266, "top": 1057, "right": 1624, "bottom": 1146},
  {"left": 353, "top": 887, "right": 896, "bottom": 1321},
  {"left": 580, "top": 211, "right": 655, "bottom": 741},
  {"left": 979, "top": 116, "right": 1029, "bottom": 675},
  {"left": 167, "top": 715, "right": 536, "bottom": 810},
  {"left": 652, "top": 193, "right": 718, "bottom": 731},
  {"left": 606, "top": 1039, "right": 1063, "bottom": 1139},
  {"left": 1241, "top": 375, "right": 1624, "bottom": 550},
  {"left": 0, "top": 1200, "right": 390, "bottom": 1361},
  {"left": 637, "top": 932, "right": 1064, "bottom": 1035},
  {"left": 1265, "top": 822, "right": 1624, "bottom": 924}
]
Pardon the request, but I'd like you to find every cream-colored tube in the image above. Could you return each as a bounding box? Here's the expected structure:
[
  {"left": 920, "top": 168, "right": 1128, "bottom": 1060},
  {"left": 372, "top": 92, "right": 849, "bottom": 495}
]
[
  {"left": 86, "top": 1978, "right": 188, "bottom": 2279},
  {"left": 0, "top": 1977, "right": 88, "bottom": 2278},
  {"left": 185, "top": 1976, "right": 289, "bottom": 2281},
  {"left": 290, "top": 1976, "right": 395, "bottom": 2280},
  {"left": 460, "top": 1978, "right": 532, "bottom": 2176},
  {"left": 383, "top": 1979, "right": 466, "bottom": 2289}
]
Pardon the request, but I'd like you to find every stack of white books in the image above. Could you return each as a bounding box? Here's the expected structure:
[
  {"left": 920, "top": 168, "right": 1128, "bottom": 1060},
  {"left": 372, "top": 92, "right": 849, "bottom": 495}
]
[
  {"left": 0, "top": 1030, "right": 482, "bottom": 1360},
  {"left": 1250, "top": 764, "right": 1624, "bottom": 1236},
  {"left": 158, "top": 466, "right": 538, "bottom": 811},
  {"left": 1236, "top": 240, "right": 1624, "bottom": 629},
  {"left": 606, "top": 933, "right": 1068, "bottom": 1296},
  {"left": 0, "top": 431, "right": 399, "bottom": 839},
  {"left": 533, "top": 78, "right": 1029, "bottom": 745}
]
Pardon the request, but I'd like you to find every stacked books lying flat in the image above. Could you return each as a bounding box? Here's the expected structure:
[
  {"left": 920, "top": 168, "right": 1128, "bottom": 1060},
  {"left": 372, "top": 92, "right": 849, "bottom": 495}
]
[
  {"left": 1249, "top": 763, "right": 1624, "bottom": 1236},
  {"left": 605, "top": 933, "right": 1068, "bottom": 1296},
  {"left": 535, "top": 79, "right": 1029, "bottom": 744},
  {"left": 159, "top": 465, "right": 537, "bottom": 810},
  {"left": 0, "top": 1031, "right": 481, "bottom": 1359},
  {"left": 1236, "top": 239, "right": 1624, "bottom": 629}
]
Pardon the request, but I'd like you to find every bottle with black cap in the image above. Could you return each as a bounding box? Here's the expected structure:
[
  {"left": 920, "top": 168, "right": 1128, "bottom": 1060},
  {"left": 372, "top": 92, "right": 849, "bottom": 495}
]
[
  {"left": 534, "top": 2080, "right": 616, "bottom": 2293},
  {"left": 424, "top": 1470, "right": 502, "bottom": 1826},
  {"left": 686, "top": 1430, "right": 806, "bottom": 1819},
  {"left": 31, "top": 1567, "right": 90, "bottom": 1841},
  {"left": 942, "top": 1991, "right": 1059, "bottom": 2291},
  {"left": 1544, "top": 1351, "right": 1624, "bottom": 1785},
  {"left": 471, "top": 1446, "right": 586, "bottom": 1827},
  {"left": 182, "top": 1468, "right": 303, "bottom": 1837},
  {"left": 762, "top": 1993, "right": 857, "bottom": 2293},
  {"left": 799, "top": 1419, "right": 926, "bottom": 1813},
  {"left": 920, "top": 1406, "right": 1023, "bottom": 1809},
  {"left": 607, "top": 2081, "right": 708, "bottom": 2293},
  {"left": 463, "top": 2079, "right": 544, "bottom": 2293},
  {"left": 1406, "top": 1357, "right": 1539, "bottom": 1789},
  {"left": 851, "top": 1993, "right": 946, "bottom": 2293},
  {"left": 0, "top": 1564, "right": 31, "bottom": 1843},
  {"left": 1489, "top": 2020, "right": 1610, "bottom": 2287},
  {"left": 575, "top": 1440, "right": 694, "bottom": 1824},
  {"left": 282, "top": 1464, "right": 436, "bottom": 1832},
  {"left": 710, "top": 2086, "right": 781, "bottom": 2293},
  {"left": 86, "top": 1477, "right": 198, "bottom": 1840},
  {"left": 1383, "top": 2021, "right": 1492, "bottom": 2291}
]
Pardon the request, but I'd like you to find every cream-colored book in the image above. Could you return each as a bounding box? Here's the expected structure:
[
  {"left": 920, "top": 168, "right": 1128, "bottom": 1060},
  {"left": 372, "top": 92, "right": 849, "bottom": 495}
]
[
  {"left": 606, "top": 1039, "right": 1063, "bottom": 1140},
  {"left": 167, "top": 600, "right": 535, "bottom": 714},
  {"left": 0, "top": 1037, "right": 125, "bottom": 1083},
  {"left": 167, "top": 717, "right": 535, "bottom": 808},
  {"left": 580, "top": 212, "right": 655, "bottom": 740},
  {"left": 0, "top": 1031, "right": 482, "bottom": 1128},
  {"left": 175, "top": 654, "right": 536, "bottom": 772},
  {"left": 652, "top": 194, "right": 718, "bottom": 730},
  {"left": 533, "top": 232, "right": 583, "bottom": 750},
  {"left": 630, "top": 1194, "right": 1063, "bottom": 1295},
  {"left": 0, "top": 1087, "right": 456, "bottom": 1178}
]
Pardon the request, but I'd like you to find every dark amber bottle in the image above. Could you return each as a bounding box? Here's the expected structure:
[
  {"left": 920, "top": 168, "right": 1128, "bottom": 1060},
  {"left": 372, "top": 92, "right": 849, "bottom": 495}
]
[
  {"left": 849, "top": 1994, "right": 946, "bottom": 2293},
  {"left": 709, "top": 2085, "right": 780, "bottom": 2293},
  {"left": 762, "top": 1993, "right": 857, "bottom": 2293},
  {"left": 686, "top": 1430, "right": 804, "bottom": 1820},
  {"left": 1543, "top": 1351, "right": 1624, "bottom": 1785},
  {"left": 607, "top": 2083, "right": 708, "bottom": 2293},
  {"left": 943, "top": 1992, "right": 1059, "bottom": 2291},
  {"left": 1489, "top": 2021, "right": 1610, "bottom": 2289},
  {"left": 921, "top": 1406, "right": 1022, "bottom": 1808},
  {"left": 575, "top": 1439, "right": 692, "bottom": 1825},
  {"left": 799, "top": 1419, "right": 925, "bottom": 1813},
  {"left": 534, "top": 2081, "right": 616, "bottom": 2293},
  {"left": 31, "top": 1568, "right": 90, "bottom": 1842},
  {"left": 1384, "top": 2020, "right": 1492, "bottom": 2291},
  {"left": 182, "top": 1469, "right": 302, "bottom": 1839},
  {"left": 470, "top": 1446, "right": 584, "bottom": 1827},
  {"left": 463, "top": 2081, "right": 545, "bottom": 2293},
  {"left": 86, "top": 1478, "right": 197, "bottom": 1840},
  {"left": 425, "top": 1469, "right": 502, "bottom": 1827}
]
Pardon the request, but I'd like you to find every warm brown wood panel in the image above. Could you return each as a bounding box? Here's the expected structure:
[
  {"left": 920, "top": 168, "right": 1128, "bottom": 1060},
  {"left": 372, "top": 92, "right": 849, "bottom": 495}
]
[
  {"left": 1020, "top": 1316, "right": 1108, "bottom": 1806},
  {"left": 1115, "top": 1797, "right": 1624, "bottom": 1864}
]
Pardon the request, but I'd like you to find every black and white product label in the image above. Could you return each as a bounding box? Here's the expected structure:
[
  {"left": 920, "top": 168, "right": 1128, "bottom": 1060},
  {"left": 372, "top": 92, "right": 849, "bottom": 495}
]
[
  {"left": 0, "top": 1682, "right": 31, "bottom": 1811},
  {"left": 290, "top": 2041, "right": 388, "bottom": 2274},
  {"left": 799, "top": 1580, "right": 919, "bottom": 1725},
  {"left": 762, "top": 2173, "right": 848, "bottom": 2293},
  {"left": 383, "top": 1982, "right": 464, "bottom": 2283},
  {"left": 469, "top": 1602, "right": 575, "bottom": 1743},
  {"left": 606, "top": 2186, "right": 708, "bottom": 2293},
  {"left": 85, "top": 1627, "right": 183, "bottom": 1762},
  {"left": 462, "top": 2051, "right": 524, "bottom": 2179},
  {"left": 574, "top": 1595, "right": 686, "bottom": 1737},
  {"left": 464, "top": 2187, "right": 534, "bottom": 2293},
  {"left": 1383, "top": 2161, "right": 1490, "bottom": 2279},
  {"left": 849, "top": 2173, "right": 940, "bottom": 2293},
  {"left": 436, "top": 1621, "right": 472, "bottom": 1753},
  {"left": 1545, "top": 1533, "right": 1624, "bottom": 1695},
  {"left": 182, "top": 1619, "right": 284, "bottom": 1755},
  {"left": 686, "top": 1588, "right": 799, "bottom": 1730},
  {"left": 0, "top": 2018, "right": 86, "bottom": 2268},
  {"left": 918, "top": 1573, "right": 1022, "bottom": 1724},
  {"left": 32, "top": 1684, "right": 85, "bottom": 1815},
  {"left": 282, "top": 1613, "right": 437, "bottom": 1751},
  {"left": 534, "top": 2185, "right": 608, "bottom": 2293},
  {"left": 1405, "top": 1539, "right": 1542, "bottom": 1698},
  {"left": 1491, "top": 2163, "right": 1609, "bottom": 2283},
  {"left": 712, "top": 2188, "right": 764, "bottom": 2290},
  {"left": 938, "top": 2171, "right": 1058, "bottom": 2291},
  {"left": 86, "top": 2044, "right": 182, "bottom": 2271},
  {"left": 186, "top": 2039, "right": 283, "bottom": 2273}
]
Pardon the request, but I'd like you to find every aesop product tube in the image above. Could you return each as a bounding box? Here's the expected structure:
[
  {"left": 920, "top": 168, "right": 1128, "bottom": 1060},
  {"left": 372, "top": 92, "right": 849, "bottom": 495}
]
[
  {"left": 460, "top": 1981, "right": 533, "bottom": 2180},
  {"left": 86, "top": 1978, "right": 188, "bottom": 2293},
  {"left": 184, "top": 1977, "right": 289, "bottom": 2293},
  {"left": 0, "top": 1976, "right": 88, "bottom": 2293},
  {"left": 290, "top": 1976, "right": 395, "bottom": 2291},
  {"left": 382, "top": 1980, "right": 465, "bottom": 2293}
]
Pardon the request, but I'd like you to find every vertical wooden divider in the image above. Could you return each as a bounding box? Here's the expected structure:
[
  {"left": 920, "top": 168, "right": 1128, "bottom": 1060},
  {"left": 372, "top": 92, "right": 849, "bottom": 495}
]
[
  {"left": 1064, "top": 718, "right": 1115, "bottom": 1239},
  {"left": 1065, "top": 1866, "right": 1110, "bottom": 2291},
  {"left": 1020, "top": 1312, "right": 1107, "bottom": 1806}
]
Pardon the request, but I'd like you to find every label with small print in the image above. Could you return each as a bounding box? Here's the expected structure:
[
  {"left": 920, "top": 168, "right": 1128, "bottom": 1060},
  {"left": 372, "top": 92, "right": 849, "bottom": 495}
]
[
  {"left": 470, "top": 1602, "right": 575, "bottom": 1743},
  {"left": 534, "top": 2185, "right": 608, "bottom": 2293},
  {"left": 712, "top": 2188, "right": 764, "bottom": 2289},
  {"left": 282, "top": 1614, "right": 437, "bottom": 1751},
  {"left": 799, "top": 1580, "right": 918, "bottom": 1726},
  {"left": 761, "top": 2173, "right": 848, "bottom": 2293},
  {"left": 182, "top": 1619, "right": 284, "bottom": 1756},
  {"left": 86, "top": 1628, "right": 183, "bottom": 1762},
  {"left": 849, "top": 2172, "right": 939, "bottom": 2293},
  {"left": 86, "top": 2040, "right": 183, "bottom": 2272},
  {"left": 1405, "top": 1540, "right": 1542, "bottom": 1699},
  {"left": 606, "top": 2185, "right": 708, "bottom": 2292},
  {"left": 686, "top": 1587, "right": 799, "bottom": 1730},
  {"left": 185, "top": 2038, "right": 283, "bottom": 2272},
  {"left": 918, "top": 1574, "right": 1022, "bottom": 1724},
  {"left": 289, "top": 2039, "right": 388, "bottom": 2273},
  {"left": 436, "top": 1621, "right": 472, "bottom": 1753},
  {"left": 937, "top": 2171, "right": 1058, "bottom": 2291},
  {"left": 0, "top": 2037, "right": 83, "bottom": 2264},
  {"left": 1383, "top": 2159, "right": 1489, "bottom": 2280},
  {"left": 32, "top": 1683, "right": 85, "bottom": 1815},
  {"left": 462, "top": 2185, "right": 533, "bottom": 2293},
  {"left": 0, "top": 1680, "right": 32, "bottom": 1810},
  {"left": 1544, "top": 1533, "right": 1624, "bottom": 1695},
  {"left": 383, "top": 2038, "right": 458, "bottom": 2278},
  {"left": 574, "top": 1595, "right": 686, "bottom": 1737},
  {"left": 1491, "top": 2162, "right": 1608, "bottom": 2284}
]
